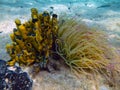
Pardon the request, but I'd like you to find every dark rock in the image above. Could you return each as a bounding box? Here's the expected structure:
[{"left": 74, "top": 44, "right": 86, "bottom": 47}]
[
  {"left": 16, "top": 72, "right": 33, "bottom": 90},
  {"left": 0, "top": 59, "right": 33, "bottom": 90},
  {"left": 50, "top": 6, "right": 54, "bottom": 9},
  {"left": 15, "top": 66, "right": 22, "bottom": 73},
  {"left": 6, "top": 70, "right": 18, "bottom": 81},
  {"left": 97, "top": 4, "right": 111, "bottom": 8},
  {"left": 20, "top": 6, "right": 23, "bottom": 8},
  {"left": 0, "top": 78, "right": 7, "bottom": 90},
  {"left": 0, "top": 60, "right": 7, "bottom": 77},
  {"left": 0, "top": 31, "right": 3, "bottom": 33}
]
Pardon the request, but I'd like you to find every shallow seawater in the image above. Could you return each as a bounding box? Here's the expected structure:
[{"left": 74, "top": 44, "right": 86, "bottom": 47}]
[
  {"left": 0, "top": 0, "right": 120, "bottom": 90},
  {"left": 0, "top": 0, "right": 120, "bottom": 42}
]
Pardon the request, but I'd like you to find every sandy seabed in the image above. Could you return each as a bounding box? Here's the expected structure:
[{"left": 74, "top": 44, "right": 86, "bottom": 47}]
[{"left": 0, "top": 3, "right": 120, "bottom": 90}]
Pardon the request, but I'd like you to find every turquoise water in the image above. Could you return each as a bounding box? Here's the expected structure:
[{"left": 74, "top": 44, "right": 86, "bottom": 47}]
[
  {"left": 0, "top": 0, "right": 120, "bottom": 46},
  {"left": 0, "top": 0, "right": 120, "bottom": 18}
]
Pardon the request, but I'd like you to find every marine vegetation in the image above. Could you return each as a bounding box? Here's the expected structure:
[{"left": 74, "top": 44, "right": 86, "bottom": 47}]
[
  {"left": 57, "top": 18, "right": 119, "bottom": 75},
  {"left": 56, "top": 17, "right": 120, "bottom": 88},
  {"left": 6, "top": 8, "right": 58, "bottom": 71},
  {"left": 6, "top": 8, "right": 120, "bottom": 82}
]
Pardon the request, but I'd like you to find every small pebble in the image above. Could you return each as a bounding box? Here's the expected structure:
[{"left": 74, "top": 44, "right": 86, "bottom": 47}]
[{"left": 0, "top": 31, "right": 3, "bottom": 33}]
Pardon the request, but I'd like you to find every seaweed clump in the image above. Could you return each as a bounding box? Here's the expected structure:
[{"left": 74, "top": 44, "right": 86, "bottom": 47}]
[
  {"left": 6, "top": 8, "right": 58, "bottom": 70},
  {"left": 57, "top": 18, "right": 117, "bottom": 74}
]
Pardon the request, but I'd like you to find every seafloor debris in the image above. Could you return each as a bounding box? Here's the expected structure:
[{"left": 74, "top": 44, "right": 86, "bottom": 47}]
[
  {"left": 6, "top": 8, "right": 58, "bottom": 70},
  {"left": 0, "top": 59, "right": 33, "bottom": 90}
]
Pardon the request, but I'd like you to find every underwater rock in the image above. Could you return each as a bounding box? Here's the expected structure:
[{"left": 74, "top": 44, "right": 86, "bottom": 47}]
[
  {"left": 0, "top": 79, "right": 7, "bottom": 90},
  {"left": 97, "top": 4, "right": 111, "bottom": 8},
  {"left": 0, "top": 60, "right": 7, "bottom": 77},
  {"left": 16, "top": 72, "right": 33, "bottom": 90},
  {"left": 0, "top": 59, "right": 33, "bottom": 90},
  {"left": 0, "top": 31, "right": 3, "bottom": 33}
]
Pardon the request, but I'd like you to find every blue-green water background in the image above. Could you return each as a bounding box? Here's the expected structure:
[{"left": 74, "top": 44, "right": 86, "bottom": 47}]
[{"left": 0, "top": 0, "right": 120, "bottom": 47}]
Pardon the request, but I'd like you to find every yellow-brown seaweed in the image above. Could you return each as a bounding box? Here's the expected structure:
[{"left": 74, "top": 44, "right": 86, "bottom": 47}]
[
  {"left": 57, "top": 18, "right": 117, "bottom": 74},
  {"left": 6, "top": 8, "right": 58, "bottom": 69}
]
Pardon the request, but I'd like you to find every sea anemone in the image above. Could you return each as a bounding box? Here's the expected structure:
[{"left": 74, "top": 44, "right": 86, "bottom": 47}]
[{"left": 57, "top": 18, "right": 116, "bottom": 74}]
